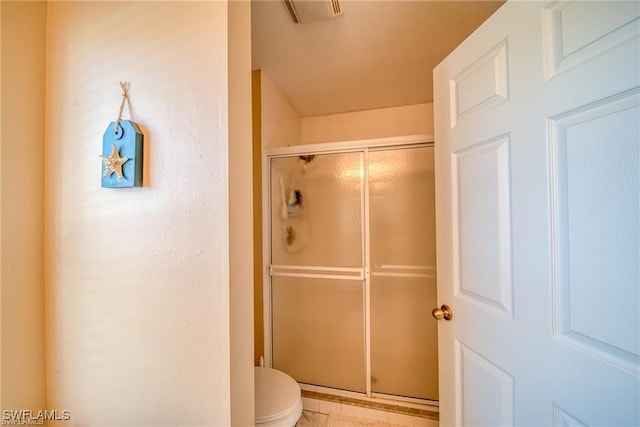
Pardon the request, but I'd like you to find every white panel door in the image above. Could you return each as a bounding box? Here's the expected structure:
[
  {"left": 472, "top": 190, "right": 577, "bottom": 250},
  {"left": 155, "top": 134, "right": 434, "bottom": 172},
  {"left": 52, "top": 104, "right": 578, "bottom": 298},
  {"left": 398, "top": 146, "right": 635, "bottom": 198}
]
[{"left": 434, "top": 1, "right": 639, "bottom": 426}]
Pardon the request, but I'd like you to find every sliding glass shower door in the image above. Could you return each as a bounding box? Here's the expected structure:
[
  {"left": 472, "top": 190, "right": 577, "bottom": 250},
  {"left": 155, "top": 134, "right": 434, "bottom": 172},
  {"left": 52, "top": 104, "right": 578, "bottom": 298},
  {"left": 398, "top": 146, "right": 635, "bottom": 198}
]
[
  {"left": 270, "top": 152, "right": 366, "bottom": 392},
  {"left": 269, "top": 144, "right": 437, "bottom": 401},
  {"left": 369, "top": 147, "right": 438, "bottom": 400}
]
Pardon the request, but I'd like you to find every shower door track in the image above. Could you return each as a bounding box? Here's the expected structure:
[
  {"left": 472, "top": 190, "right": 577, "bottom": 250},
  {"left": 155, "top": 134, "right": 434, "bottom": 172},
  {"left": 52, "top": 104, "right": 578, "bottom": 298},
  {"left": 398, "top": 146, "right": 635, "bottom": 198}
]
[
  {"left": 264, "top": 134, "right": 433, "bottom": 159},
  {"left": 300, "top": 382, "right": 440, "bottom": 412},
  {"left": 263, "top": 133, "right": 436, "bottom": 408}
]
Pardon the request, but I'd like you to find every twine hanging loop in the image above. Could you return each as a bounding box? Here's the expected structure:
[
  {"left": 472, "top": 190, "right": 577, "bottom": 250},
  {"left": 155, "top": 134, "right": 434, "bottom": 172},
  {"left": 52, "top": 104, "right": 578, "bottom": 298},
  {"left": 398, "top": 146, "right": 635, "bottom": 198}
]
[{"left": 115, "top": 81, "right": 130, "bottom": 135}]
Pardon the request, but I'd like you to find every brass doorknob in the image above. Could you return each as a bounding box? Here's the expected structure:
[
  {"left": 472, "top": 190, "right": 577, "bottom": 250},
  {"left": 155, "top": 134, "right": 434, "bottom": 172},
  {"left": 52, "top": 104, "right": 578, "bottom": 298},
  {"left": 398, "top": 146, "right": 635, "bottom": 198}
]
[{"left": 432, "top": 305, "right": 453, "bottom": 321}]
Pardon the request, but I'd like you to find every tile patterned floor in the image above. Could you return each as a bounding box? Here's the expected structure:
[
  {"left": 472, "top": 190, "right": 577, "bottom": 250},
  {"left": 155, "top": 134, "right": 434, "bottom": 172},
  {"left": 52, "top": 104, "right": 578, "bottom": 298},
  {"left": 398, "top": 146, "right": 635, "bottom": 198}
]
[
  {"left": 296, "top": 411, "right": 328, "bottom": 427},
  {"left": 298, "top": 410, "right": 433, "bottom": 427},
  {"left": 297, "top": 411, "right": 416, "bottom": 427}
]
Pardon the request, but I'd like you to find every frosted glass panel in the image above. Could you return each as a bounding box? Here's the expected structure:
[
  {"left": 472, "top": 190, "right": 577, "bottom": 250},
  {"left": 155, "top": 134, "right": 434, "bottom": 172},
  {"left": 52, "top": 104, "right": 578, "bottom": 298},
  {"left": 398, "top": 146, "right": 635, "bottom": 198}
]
[
  {"left": 371, "top": 275, "right": 438, "bottom": 400},
  {"left": 369, "top": 147, "right": 436, "bottom": 266},
  {"left": 271, "top": 153, "right": 363, "bottom": 267},
  {"left": 369, "top": 147, "right": 438, "bottom": 400},
  {"left": 272, "top": 276, "right": 366, "bottom": 393}
]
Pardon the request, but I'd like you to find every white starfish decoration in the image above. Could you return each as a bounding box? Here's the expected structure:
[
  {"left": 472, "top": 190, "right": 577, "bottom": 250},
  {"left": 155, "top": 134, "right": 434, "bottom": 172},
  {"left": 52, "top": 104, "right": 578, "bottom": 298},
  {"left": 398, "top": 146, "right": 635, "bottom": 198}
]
[{"left": 100, "top": 143, "right": 129, "bottom": 179}]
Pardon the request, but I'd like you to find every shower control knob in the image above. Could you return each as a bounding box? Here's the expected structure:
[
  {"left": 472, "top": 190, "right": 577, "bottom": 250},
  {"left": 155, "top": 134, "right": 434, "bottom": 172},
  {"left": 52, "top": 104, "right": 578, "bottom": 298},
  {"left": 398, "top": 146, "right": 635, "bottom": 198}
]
[{"left": 432, "top": 305, "right": 453, "bottom": 321}]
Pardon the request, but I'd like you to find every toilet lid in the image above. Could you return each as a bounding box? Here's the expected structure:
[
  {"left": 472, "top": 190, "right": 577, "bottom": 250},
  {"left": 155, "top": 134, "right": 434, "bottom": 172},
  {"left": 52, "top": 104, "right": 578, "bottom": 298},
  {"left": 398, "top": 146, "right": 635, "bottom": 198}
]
[{"left": 255, "top": 367, "right": 302, "bottom": 423}]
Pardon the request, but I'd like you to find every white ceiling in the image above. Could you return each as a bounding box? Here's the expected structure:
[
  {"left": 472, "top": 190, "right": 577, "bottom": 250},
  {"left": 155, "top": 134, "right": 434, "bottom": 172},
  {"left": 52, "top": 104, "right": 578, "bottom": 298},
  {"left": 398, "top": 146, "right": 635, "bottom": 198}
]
[{"left": 251, "top": 0, "right": 504, "bottom": 117}]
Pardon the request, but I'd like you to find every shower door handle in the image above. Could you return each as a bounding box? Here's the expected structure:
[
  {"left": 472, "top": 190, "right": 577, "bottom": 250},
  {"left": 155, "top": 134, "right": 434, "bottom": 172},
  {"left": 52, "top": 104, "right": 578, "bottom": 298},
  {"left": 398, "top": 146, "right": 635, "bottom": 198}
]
[{"left": 432, "top": 305, "right": 453, "bottom": 321}]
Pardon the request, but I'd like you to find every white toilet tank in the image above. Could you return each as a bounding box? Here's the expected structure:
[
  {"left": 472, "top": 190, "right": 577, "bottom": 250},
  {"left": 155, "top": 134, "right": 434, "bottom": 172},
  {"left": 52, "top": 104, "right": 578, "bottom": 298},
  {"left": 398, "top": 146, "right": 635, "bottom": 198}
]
[{"left": 255, "top": 367, "right": 303, "bottom": 427}]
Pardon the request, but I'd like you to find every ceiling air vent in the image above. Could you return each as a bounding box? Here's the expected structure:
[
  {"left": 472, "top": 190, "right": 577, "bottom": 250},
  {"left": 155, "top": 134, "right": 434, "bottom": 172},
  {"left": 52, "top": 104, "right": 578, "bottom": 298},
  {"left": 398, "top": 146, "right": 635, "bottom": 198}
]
[
  {"left": 329, "top": 0, "right": 342, "bottom": 16},
  {"left": 282, "top": 0, "right": 343, "bottom": 24}
]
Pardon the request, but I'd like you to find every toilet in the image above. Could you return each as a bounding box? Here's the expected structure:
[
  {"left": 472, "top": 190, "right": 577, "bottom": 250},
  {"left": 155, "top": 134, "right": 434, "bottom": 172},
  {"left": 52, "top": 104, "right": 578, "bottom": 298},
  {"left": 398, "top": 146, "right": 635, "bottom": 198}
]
[{"left": 255, "top": 366, "right": 303, "bottom": 426}]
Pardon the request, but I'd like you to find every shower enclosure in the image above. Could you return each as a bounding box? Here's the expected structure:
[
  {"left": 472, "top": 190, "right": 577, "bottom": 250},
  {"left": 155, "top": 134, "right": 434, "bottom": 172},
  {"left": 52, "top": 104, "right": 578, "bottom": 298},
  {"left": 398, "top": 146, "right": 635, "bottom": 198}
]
[{"left": 264, "top": 136, "right": 438, "bottom": 403}]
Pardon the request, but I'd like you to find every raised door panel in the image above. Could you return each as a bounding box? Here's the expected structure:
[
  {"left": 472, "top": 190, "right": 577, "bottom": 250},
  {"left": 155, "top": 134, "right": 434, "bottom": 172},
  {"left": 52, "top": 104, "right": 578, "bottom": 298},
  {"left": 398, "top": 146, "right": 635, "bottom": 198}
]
[
  {"left": 549, "top": 89, "right": 640, "bottom": 372},
  {"left": 452, "top": 135, "right": 513, "bottom": 317},
  {"left": 456, "top": 342, "right": 515, "bottom": 426}
]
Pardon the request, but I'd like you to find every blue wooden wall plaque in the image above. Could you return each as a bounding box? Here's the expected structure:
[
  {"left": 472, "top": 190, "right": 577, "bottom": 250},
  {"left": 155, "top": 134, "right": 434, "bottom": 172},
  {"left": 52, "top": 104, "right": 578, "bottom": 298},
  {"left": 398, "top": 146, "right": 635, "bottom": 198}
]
[{"left": 101, "top": 120, "right": 143, "bottom": 188}]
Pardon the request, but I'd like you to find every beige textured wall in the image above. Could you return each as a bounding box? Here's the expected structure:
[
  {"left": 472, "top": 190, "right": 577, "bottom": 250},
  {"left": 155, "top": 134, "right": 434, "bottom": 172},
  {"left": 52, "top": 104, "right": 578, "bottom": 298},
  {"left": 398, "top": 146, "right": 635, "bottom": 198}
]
[
  {"left": 44, "top": 2, "right": 240, "bottom": 424},
  {"left": 0, "top": 0, "right": 47, "bottom": 413},
  {"left": 261, "top": 72, "right": 301, "bottom": 149},
  {"left": 301, "top": 103, "right": 434, "bottom": 144},
  {"left": 228, "top": 1, "right": 254, "bottom": 426}
]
